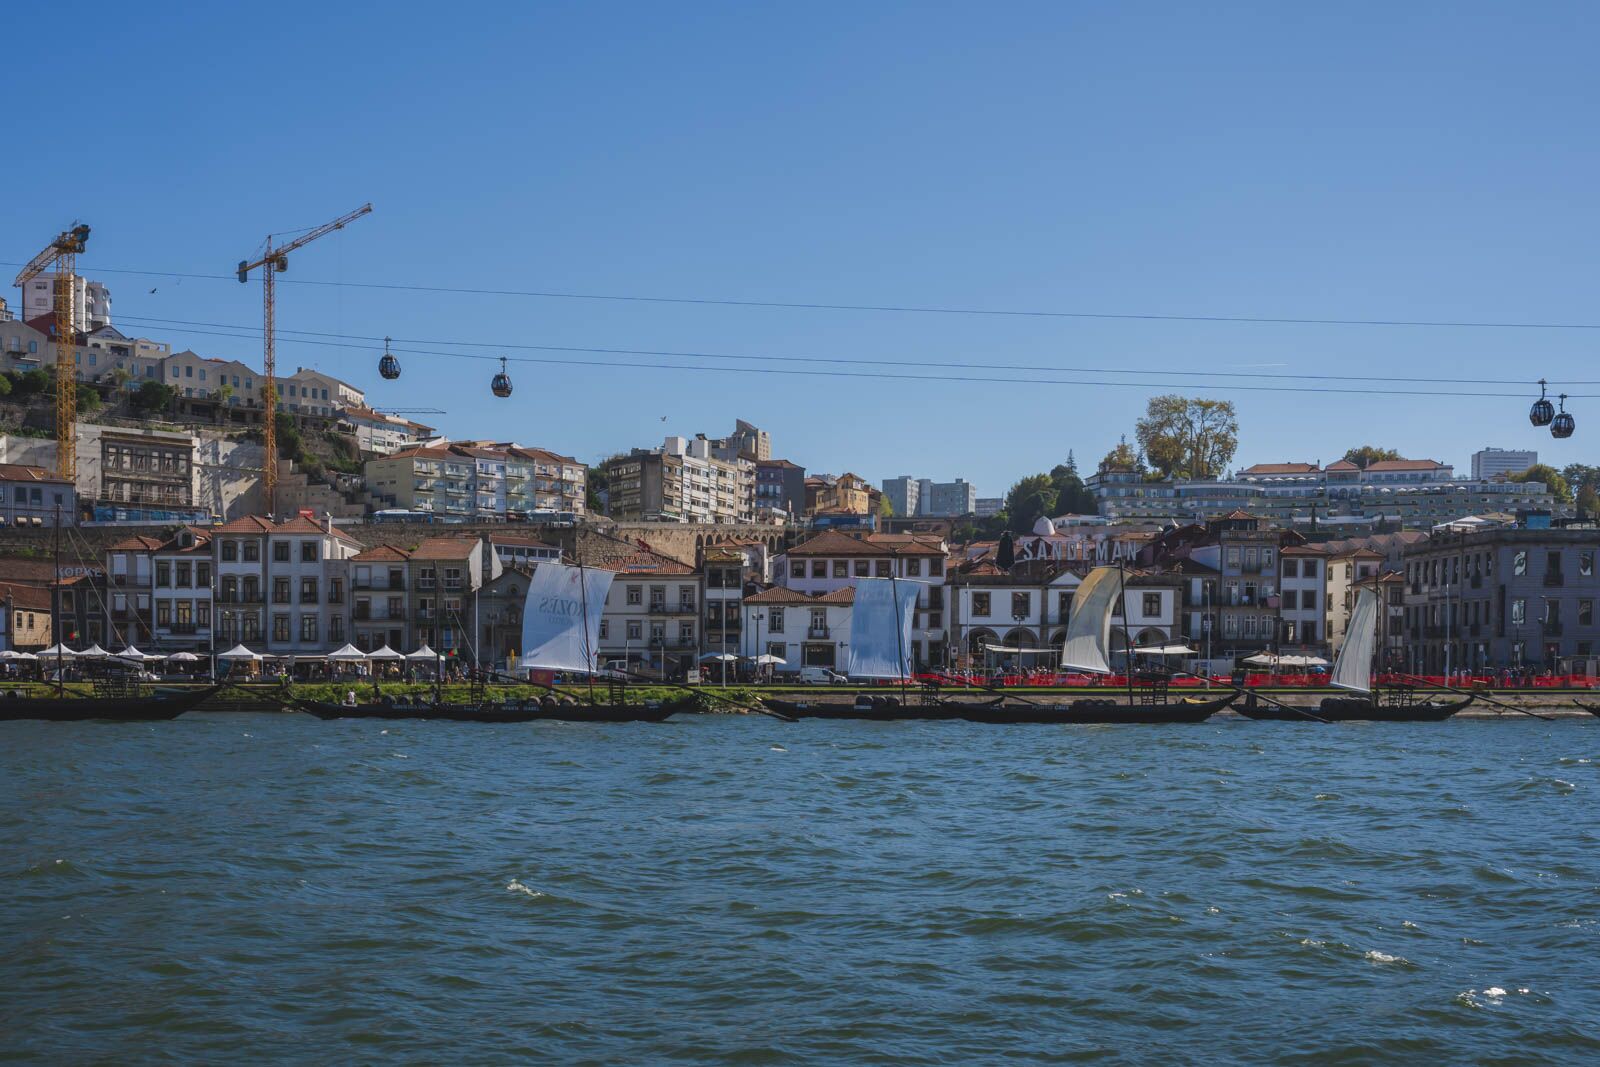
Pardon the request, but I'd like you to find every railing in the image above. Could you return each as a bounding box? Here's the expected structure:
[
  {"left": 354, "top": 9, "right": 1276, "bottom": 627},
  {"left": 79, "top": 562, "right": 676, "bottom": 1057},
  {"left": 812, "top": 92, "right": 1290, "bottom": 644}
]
[
  {"left": 807, "top": 626, "right": 830, "bottom": 639},
  {"left": 352, "top": 579, "right": 403, "bottom": 591}
]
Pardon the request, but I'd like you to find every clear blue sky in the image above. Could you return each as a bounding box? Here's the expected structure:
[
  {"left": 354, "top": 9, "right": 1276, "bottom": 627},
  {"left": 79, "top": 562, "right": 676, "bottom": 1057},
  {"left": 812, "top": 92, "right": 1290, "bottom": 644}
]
[{"left": 7, "top": 2, "right": 1597, "bottom": 497}]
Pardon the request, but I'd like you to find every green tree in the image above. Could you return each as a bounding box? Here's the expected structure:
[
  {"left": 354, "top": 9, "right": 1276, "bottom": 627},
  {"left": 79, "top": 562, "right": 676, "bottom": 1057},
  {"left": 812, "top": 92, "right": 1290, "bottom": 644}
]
[
  {"left": 1134, "top": 396, "right": 1239, "bottom": 480},
  {"left": 1509, "top": 463, "right": 1571, "bottom": 502},
  {"left": 14, "top": 369, "right": 50, "bottom": 397},
  {"left": 1580, "top": 483, "right": 1600, "bottom": 517},
  {"left": 1342, "top": 445, "right": 1402, "bottom": 469},
  {"left": 1004, "top": 473, "right": 1055, "bottom": 534},
  {"left": 74, "top": 383, "right": 101, "bottom": 415},
  {"left": 131, "top": 380, "right": 176, "bottom": 416},
  {"left": 0, "top": 375, "right": 13, "bottom": 399},
  {"left": 1099, "top": 439, "right": 1140, "bottom": 472},
  {"left": 1049, "top": 457, "right": 1096, "bottom": 515}
]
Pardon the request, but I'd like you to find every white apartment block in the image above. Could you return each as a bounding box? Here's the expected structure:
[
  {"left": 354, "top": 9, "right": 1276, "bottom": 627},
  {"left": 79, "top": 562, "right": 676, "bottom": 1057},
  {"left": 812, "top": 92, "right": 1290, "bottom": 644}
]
[
  {"left": 364, "top": 442, "right": 586, "bottom": 522},
  {"left": 604, "top": 436, "right": 754, "bottom": 524},
  {"left": 596, "top": 550, "right": 701, "bottom": 678},
  {"left": 338, "top": 406, "right": 435, "bottom": 455},
  {"left": 1471, "top": 447, "right": 1538, "bottom": 481},
  {"left": 21, "top": 272, "right": 111, "bottom": 332}
]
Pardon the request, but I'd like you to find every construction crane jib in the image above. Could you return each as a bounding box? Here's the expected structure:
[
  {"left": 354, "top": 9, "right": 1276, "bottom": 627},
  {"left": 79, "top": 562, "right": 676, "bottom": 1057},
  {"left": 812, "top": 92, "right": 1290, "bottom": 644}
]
[
  {"left": 12, "top": 224, "right": 91, "bottom": 482},
  {"left": 236, "top": 203, "right": 372, "bottom": 515}
]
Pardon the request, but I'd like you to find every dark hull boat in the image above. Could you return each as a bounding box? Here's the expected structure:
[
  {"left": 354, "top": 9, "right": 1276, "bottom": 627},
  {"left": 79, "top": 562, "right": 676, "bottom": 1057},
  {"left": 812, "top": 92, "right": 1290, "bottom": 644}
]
[
  {"left": 290, "top": 695, "right": 693, "bottom": 724},
  {"left": 0, "top": 684, "right": 226, "bottom": 723},
  {"left": 759, "top": 694, "right": 1004, "bottom": 721},
  {"left": 1234, "top": 692, "right": 1472, "bottom": 723},
  {"left": 1576, "top": 702, "right": 1600, "bottom": 719},
  {"left": 960, "top": 691, "right": 1237, "bottom": 725}
]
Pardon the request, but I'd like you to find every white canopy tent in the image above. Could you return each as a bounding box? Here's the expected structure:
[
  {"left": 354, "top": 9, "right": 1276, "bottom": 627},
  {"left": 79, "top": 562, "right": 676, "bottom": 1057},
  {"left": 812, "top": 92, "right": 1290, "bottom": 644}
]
[
  {"left": 1134, "top": 644, "right": 1199, "bottom": 658},
  {"left": 367, "top": 645, "right": 404, "bottom": 661},
  {"left": 405, "top": 645, "right": 440, "bottom": 661},
  {"left": 0, "top": 649, "right": 37, "bottom": 660},
  {"left": 751, "top": 654, "right": 787, "bottom": 666},
  {"left": 217, "top": 644, "right": 264, "bottom": 661},
  {"left": 114, "top": 646, "right": 160, "bottom": 662},
  {"left": 1241, "top": 652, "right": 1330, "bottom": 668},
  {"left": 700, "top": 652, "right": 738, "bottom": 663},
  {"left": 38, "top": 644, "right": 77, "bottom": 658},
  {"left": 78, "top": 644, "right": 110, "bottom": 658},
  {"left": 326, "top": 644, "right": 368, "bottom": 662}
]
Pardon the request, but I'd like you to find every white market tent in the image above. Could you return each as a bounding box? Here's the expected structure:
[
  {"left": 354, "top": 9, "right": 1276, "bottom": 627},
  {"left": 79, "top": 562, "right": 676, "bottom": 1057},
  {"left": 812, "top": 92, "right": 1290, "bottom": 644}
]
[
  {"left": 1133, "top": 644, "right": 1199, "bottom": 657},
  {"left": 700, "top": 652, "right": 738, "bottom": 662},
  {"left": 79, "top": 644, "right": 110, "bottom": 658},
  {"left": 751, "top": 653, "right": 787, "bottom": 666},
  {"left": 114, "top": 645, "right": 160, "bottom": 662},
  {"left": 38, "top": 644, "right": 77, "bottom": 658},
  {"left": 366, "top": 645, "right": 405, "bottom": 661},
  {"left": 326, "top": 644, "right": 368, "bottom": 662},
  {"left": 1241, "top": 652, "right": 1330, "bottom": 668},
  {"left": 217, "top": 644, "right": 264, "bottom": 661},
  {"left": 405, "top": 645, "right": 440, "bottom": 661},
  {"left": 0, "top": 649, "right": 37, "bottom": 660}
]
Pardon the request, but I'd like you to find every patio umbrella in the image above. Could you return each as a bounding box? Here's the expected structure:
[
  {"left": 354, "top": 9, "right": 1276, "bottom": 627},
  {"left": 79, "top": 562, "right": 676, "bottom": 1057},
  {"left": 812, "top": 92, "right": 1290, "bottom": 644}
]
[
  {"left": 0, "top": 649, "right": 36, "bottom": 660},
  {"left": 217, "top": 644, "right": 263, "bottom": 661},
  {"left": 752, "top": 654, "right": 787, "bottom": 666},
  {"left": 326, "top": 643, "right": 368, "bottom": 662},
  {"left": 700, "top": 652, "right": 739, "bottom": 662},
  {"left": 166, "top": 651, "right": 200, "bottom": 662},
  {"left": 366, "top": 644, "right": 405, "bottom": 661}
]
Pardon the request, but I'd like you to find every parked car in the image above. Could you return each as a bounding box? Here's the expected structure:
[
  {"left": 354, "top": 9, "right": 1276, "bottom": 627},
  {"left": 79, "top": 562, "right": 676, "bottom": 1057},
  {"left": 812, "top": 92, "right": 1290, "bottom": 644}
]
[{"left": 798, "top": 666, "right": 848, "bottom": 685}]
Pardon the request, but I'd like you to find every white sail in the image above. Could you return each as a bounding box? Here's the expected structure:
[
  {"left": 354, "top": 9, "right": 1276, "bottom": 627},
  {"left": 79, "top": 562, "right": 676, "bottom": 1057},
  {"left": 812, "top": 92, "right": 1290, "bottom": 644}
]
[
  {"left": 518, "top": 562, "right": 615, "bottom": 674},
  {"left": 847, "top": 577, "right": 922, "bottom": 680},
  {"left": 1331, "top": 587, "right": 1378, "bottom": 693},
  {"left": 1060, "top": 566, "right": 1121, "bottom": 674}
]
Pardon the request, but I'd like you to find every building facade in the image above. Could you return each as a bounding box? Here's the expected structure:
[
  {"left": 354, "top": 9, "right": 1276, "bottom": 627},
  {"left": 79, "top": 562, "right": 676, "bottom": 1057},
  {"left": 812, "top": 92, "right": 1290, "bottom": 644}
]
[
  {"left": 1472, "top": 447, "right": 1538, "bottom": 481},
  {"left": 603, "top": 436, "right": 754, "bottom": 524}
]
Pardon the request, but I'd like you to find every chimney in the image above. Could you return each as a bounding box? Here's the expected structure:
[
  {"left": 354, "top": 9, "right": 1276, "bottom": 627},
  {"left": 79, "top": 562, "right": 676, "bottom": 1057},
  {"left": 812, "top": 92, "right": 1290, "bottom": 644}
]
[{"left": 322, "top": 512, "right": 332, "bottom": 533}]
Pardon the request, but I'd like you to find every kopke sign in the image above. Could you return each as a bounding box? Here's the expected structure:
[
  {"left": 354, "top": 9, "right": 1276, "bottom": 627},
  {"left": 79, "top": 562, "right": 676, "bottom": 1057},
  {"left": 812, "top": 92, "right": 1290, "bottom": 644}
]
[{"left": 1013, "top": 535, "right": 1141, "bottom": 564}]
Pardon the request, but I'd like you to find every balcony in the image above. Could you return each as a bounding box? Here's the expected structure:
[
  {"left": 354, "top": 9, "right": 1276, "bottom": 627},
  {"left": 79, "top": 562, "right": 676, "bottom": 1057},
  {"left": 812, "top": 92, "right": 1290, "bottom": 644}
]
[{"left": 807, "top": 626, "right": 831, "bottom": 639}]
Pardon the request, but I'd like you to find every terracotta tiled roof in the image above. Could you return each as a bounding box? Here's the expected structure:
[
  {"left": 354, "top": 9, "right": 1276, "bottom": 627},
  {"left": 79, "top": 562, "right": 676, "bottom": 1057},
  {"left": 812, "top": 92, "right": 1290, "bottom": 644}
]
[
  {"left": 603, "top": 547, "right": 694, "bottom": 576},
  {"left": 757, "top": 458, "right": 803, "bottom": 470},
  {"left": 489, "top": 533, "right": 558, "bottom": 549},
  {"left": 1364, "top": 459, "right": 1445, "bottom": 472},
  {"left": 213, "top": 515, "right": 276, "bottom": 534},
  {"left": 1240, "top": 462, "right": 1321, "bottom": 475},
  {"left": 352, "top": 545, "right": 411, "bottom": 562},
  {"left": 1280, "top": 545, "right": 1329, "bottom": 556},
  {"left": 108, "top": 534, "right": 166, "bottom": 552},
  {"left": 156, "top": 527, "right": 213, "bottom": 554},
  {"left": 0, "top": 463, "right": 71, "bottom": 485},
  {"left": 785, "top": 530, "right": 946, "bottom": 558},
  {"left": 744, "top": 586, "right": 855, "bottom": 605},
  {"left": 0, "top": 583, "right": 52, "bottom": 611},
  {"left": 408, "top": 537, "right": 479, "bottom": 562},
  {"left": 1324, "top": 460, "right": 1360, "bottom": 472}
]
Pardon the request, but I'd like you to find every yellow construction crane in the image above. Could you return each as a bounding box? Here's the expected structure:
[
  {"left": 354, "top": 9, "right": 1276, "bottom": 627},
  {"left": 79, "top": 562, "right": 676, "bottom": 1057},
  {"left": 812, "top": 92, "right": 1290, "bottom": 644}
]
[
  {"left": 237, "top": 203, "right": 371, "bottom": 514},
  {"left": 12, "top": 224, "right": 91, "bottom": 481}
]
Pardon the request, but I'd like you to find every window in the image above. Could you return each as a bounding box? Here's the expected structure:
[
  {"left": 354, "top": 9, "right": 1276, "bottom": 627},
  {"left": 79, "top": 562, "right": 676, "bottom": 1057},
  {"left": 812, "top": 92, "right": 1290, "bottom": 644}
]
[
  {"left": 300, "top": 615, "right": 318, "bottom": 642},
  {"left": 875, "top": 561, "right": 891, "bottom": 577},
  {"left": 243, "top": 541, "right": 260, "bottom": 562},
  {"left": 273, "top": 542, "right": 290, "bottom": 563},
  {"left": 176, "top": 562, "right": 191, "bottom": 588},
  {"left": 598, "top": 620, "right": 609, "bottom": 641},
  {"left": 1059, "top": 592, "right": 1074, "bottom": 619},
  {"left": 1584, "top": 552, "right": 1595, "bottom": 577},
  {"left": 973, "top": 592, "right": 991, "bottom": 617},
  {"left": 906, "top": 559, "right": 922, "bottom": 577},
  {"left": 329, "top": 578, "right": 343, "bottom": 604},
  {"left": 626, "top": 620, "right": 641, "bottom": 641},
  {"left": 626, "top": 585, "right": 641, "bottom": 605},
  {"left": 156, "top": 601, "right": 171, "bottom": 626},
  {"left": 853, "top": 560, "right": 869, "bottom": 577},
  {"left": 1282, "top": 590, "right": 1297, "bottom": 610},
  {"left": 678, "top": 621, "right": 693, "bottom": 643},
  {"left": 1143, "top": 593, "right": 1161, "bottom": 616},
  {"left": 1511, "top": 598, "right": 1526, "bottom": 625},
  {"left": 175, "top": 601, "right": 192, "bottom": 629},
  {"left": 929, "top": 557, "right": 944, "bottom": 576},
  {"left": 811, "top": 561, "right": 827, "bottom": 579},
  {"left": 197, "top": 562, "right": 211, "bottom": 586},
  {"left": 790, "top": 561, "right": 805, "bottom": 579},
  {"left": 769, "top": 608, "right": 785, "bottom": 633},
  {"left": 272, "top": 577, "right": 290, "bottom": 604},
  {"left": 300, "top": 577, "right": 318, "bottom": 603},
  {"left": 221, "top": 540, "right": 238, "bottom": 562},
  {"left": 1582, "top": 600, "right": 1595, "bottom": 626},
  {"left": 832, "top": 560, "right": 848, "bottom": 578},
  {"left": 649, "top": 622, "right": 665, "bottom": 644},
  {"left": 1548, "top": 551, "right": 1563, "bottom": 577},
  {"left": 1302, "top": 560, "right": 1317, "bottom": 579},
  {"left": 1283, "top": 559, "right": 1297, "bottom": 578},
  {"left": 330, "top": 616, "right": 344, "bottom": 642},
  {"left": 273, "top": 615, "right": 290, "bottom": 642},
  {"left": 301, "top": 541, "right": 318, "bottom": 563},
  {"left": 197, "top": 602, "right": 210, "bottom": 628},
  {"left": 1011, "top": 592, "right": 1029, "bottom": 618},
  {"left": 155, "top": 562, "right": 170, "bottom": 587},
  {"left": 1514, "top": 551, "right": 1527, "bottom": 576}
]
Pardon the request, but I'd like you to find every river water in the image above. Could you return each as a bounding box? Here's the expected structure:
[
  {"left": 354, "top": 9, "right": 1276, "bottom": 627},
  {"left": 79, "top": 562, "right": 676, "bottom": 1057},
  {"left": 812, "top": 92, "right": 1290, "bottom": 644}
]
[{"left": 4, "top": 714, "right": 1600, "bottom": 1064}]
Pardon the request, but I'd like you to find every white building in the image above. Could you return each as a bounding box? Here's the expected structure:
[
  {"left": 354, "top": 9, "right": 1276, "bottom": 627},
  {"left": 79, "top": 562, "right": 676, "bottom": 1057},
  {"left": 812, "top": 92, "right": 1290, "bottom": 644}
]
[
  {"left": 338, "top": 406, "right": 435, "bottom": 455},
  {"left": 596, "top": 547, "right": 701, "bottom": 678},
  {"left": 20, "top": 272, "right": 111, "bottom": 332},
  {"left": 1471, "top": 447, "right": 1538, "bottom": 481},
  {"left": 164, "top": 351, "right": 263, "bottom": 405},
  {"left": 277, "top": 367, "right": 364, "bottom": 417},
  {"left": 211, "top": 514, "right": 362, "bottom": 653},
  {"left": 775, "top": 530, "right": 950, "bottom": 668},
  {"left": 603, "top": 436, "right": 755, "bottom": 524},
  {"left": 150, "top": 527, "right": 215, "bottom": 652},
  {"left": 1277, "top": 545, "right": 1328, "bottom": 652},
  {"left": 741, "top": 586, "right": 854, "bottom": 673}
]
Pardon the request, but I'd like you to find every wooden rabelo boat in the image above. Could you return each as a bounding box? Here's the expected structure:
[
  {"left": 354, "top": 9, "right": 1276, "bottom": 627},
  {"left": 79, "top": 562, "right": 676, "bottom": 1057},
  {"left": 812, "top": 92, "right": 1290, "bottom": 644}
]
[
  {"left": 758, "top": 692, "right": 1003, "bottom": 721},
  {"left": 0, "top": 683, "right": 225, "bottom": 722},
  {"left": 290, "top": 691, "right": 693, "bottom": 724},
  {"left": 1234, "top": 588, "right": 1472, "bottom": 723}
]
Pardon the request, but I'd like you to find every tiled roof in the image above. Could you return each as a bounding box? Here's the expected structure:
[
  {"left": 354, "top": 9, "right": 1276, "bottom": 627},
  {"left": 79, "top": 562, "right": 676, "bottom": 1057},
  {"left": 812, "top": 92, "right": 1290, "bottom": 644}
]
[
  {"left": 602, "top": 546, "right": 694, "bottom": 576},
  {"left": 1364, "top": 459, "right": 1445, "bottom": 472},
  {"left": 744, "top": 586, "right": 855, "bottom": 605},
  {"left": 0, "top": 583, "right": 52, "bottom": 611},
  {"left": 1280, "top": 545, "right": 1330, "bottom": 556},
  {"left": 213, "top": 515, "right": 276, "bottom": 534},
  {"left": 785, "top": 530, "right": 946, "bottom": 558},
  {"left": 108, "top": 534, "right": 166, "bottom": 552},
  {"left": 352, "top": 545, "right": 411, "bottom": 562},
  {"left": 1240, "top": 463, "right": 1321, "bottom": 475},
  {"left": 408, "top": 537, "right": 479, "bottom": 562},
  {"left": 1324, "top": 459, "right": 1360, "bottom": 472},
  {"left": 0, "top": 463, "right": 71, "bottom": 485},
  {"left": 489, "top": 533, "right": 558, "bottom": 549}
]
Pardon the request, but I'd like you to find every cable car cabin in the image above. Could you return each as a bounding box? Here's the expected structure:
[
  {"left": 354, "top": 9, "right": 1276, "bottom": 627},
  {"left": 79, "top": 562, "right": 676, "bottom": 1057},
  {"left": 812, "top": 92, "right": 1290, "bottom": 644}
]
[
  {"left": 1552, "top": 411, "right": 1575, "bottom": 438},
  {"left": 491, "top": 356, "right": 513, "bottom": 397},
  {"left": 1530, "top": 379, "right": 1555, "bottom": 426},
  {"left": 379, "top": 353, "right": 401, "bottom": 380}
]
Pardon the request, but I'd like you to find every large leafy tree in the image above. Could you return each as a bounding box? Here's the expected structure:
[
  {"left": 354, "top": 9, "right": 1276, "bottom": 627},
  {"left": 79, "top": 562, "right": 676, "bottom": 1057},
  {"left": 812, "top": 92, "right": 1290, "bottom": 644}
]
[
  {"left": 1049, "top": 452, "right": 1097, "bottom": 514},
  {"left": 1509, "top": 463, "right": 1571, "bottom": 502},
  {"left": 1099, "top": 440, "right": 1140, "bottom": 472},
  {"left": 1342, "top": 445, "right": 1402, "bottom": 469},
  {"left": 1004, "top": 473, "right": 1056, "bottom": 534},
  {"left": 1134, "top": 396, "right": 1239, "bottom": 480}
]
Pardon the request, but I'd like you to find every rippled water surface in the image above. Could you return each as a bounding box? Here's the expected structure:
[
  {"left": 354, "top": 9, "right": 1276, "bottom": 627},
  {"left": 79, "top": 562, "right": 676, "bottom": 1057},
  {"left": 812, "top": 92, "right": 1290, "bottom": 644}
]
[{"left": 5, "top": 714, "right": 1600, "bottom": 1064}]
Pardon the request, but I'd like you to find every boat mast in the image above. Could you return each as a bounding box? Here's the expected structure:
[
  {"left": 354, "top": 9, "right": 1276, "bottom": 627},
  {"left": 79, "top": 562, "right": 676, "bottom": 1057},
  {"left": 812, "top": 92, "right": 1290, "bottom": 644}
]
[
  {"left": 890, "top": 571, "right": 908, "bottom": 703},
  {"left": 573, "top": 548, "right": 595, "bottom": 706},
  {"left": 53, "top": 505, "right": 63, "bottom": 697},
  {"left": 1117, "top": 559, "right": 1134, "bottom": 708}
]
